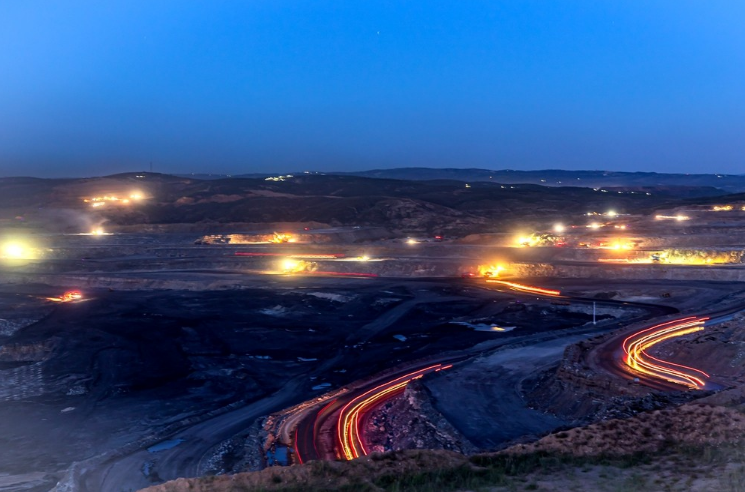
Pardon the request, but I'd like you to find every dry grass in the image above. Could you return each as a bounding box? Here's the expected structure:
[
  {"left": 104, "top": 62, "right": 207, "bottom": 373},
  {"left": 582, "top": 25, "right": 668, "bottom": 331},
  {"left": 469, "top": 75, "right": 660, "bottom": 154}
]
[{"left": 140, "top": 403, "right": 745, "bottom": 492}]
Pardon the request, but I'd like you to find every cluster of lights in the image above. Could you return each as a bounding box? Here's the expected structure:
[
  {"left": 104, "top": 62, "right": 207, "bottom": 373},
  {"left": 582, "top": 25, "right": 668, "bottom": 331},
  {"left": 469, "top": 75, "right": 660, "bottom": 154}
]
[
  {"left": 84, "top": 192, "right": 145, "bottom": 209},
  {"left": 265, "top": 174, "right": 294, "bottom": 182},
  {"left": 711, "top": 205, "right": 745, "bottom": 212},
  {"left": 477, "top": 264, "right": 505, "bottom": 278},
  {"left": 516, "top": 235, "right": 536, "bottom": 246},
  {"left": 609, "top": 241, "right": 634, "bottom": 250},
  {"left": 279, "top": 258, "right": 316, "bottom": 274},
  {"left": 271, "top": 233, "right": 296, "bottom": 243},
  {"left": 623, "top": 317, "right": 709, "bottom": 389}
]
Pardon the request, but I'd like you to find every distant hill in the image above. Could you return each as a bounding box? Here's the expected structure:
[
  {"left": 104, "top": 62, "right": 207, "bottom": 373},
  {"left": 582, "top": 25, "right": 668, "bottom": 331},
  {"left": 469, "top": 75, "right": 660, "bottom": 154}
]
[
  {"left": 326, "top": 168, "right": 745, "bottom": 193},
  {"left": 0, "top": 172, "right": 732, "bottom": 235}
]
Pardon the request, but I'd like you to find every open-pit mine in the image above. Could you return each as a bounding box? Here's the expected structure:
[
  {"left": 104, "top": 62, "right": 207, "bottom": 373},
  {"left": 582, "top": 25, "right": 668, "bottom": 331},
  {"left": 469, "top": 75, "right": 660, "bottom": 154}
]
[{"left": 1, "top": 172, "right": 744, "bottom": 492}]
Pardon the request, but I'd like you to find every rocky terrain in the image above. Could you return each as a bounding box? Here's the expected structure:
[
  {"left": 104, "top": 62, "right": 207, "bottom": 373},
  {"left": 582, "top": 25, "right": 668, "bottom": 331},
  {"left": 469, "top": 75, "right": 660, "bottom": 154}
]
[{"left": 139, "top": 308, "right": 745, "bottom": 492}]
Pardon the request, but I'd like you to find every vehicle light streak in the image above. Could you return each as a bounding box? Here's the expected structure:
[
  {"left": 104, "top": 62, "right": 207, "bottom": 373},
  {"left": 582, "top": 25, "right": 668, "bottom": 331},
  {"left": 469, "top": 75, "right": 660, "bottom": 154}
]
[
  {"left": 294, "top": 434, "right": 304, "bottom": 465},
  {"left": 485, "top": 280, "right": 561, "bottom": 297},
  {"left": 337, "top": 365, "right": 445, "bottom": 460},
  {"left": 235, "top": 252, "right": 345, "bottom": 258},
  {"left": 622, "top": 317, "right": 709, "bottom": 389}
]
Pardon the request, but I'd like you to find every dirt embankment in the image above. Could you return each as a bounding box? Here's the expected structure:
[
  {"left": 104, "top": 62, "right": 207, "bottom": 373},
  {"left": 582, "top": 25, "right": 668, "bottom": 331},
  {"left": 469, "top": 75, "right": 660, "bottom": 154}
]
[
  {"left": 364, "top": 381, "right": 477, "bottom": 455},
  {"left": 522, "top": 339, "right": 694, "bottom": 423},
  {"left": 139, "top": 400, "right": 745, "bottom": 492},
  {"left": 499, "top": 403, "right": 745, "bottom": 457}
]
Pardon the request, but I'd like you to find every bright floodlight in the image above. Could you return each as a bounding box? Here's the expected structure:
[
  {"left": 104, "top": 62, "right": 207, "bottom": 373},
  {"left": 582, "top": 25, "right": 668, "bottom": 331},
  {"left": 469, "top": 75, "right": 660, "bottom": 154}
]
[
  {"left": 606, "top": 210, "right": 618, "bottom": 217},
  {"left": 2, "top": 243, "right": 25, "bottom": 258},
  {"left": 282, "top": 259, "right": 299, "bottom": 271},
  {"left": 406, "top": 238, "right": 417, "bottom": 245},
  {"left": 553, "top": 223, "right": 565, "bottom": 233},
  {"left": 1, "top": 241, "right": 35, "bottom": 260}
]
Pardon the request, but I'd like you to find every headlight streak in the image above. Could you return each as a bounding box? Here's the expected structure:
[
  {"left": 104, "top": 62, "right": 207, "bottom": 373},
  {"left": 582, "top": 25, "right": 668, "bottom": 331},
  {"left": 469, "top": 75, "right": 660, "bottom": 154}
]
[
  {"left": 622, "top": 317, "right": 709, "bottom": 389},
  {"left": 485, "top": 280, "right": 561, "bottom": 297},
  {"left": 337, "top": 364, "right": 445, "bottom": 460}
]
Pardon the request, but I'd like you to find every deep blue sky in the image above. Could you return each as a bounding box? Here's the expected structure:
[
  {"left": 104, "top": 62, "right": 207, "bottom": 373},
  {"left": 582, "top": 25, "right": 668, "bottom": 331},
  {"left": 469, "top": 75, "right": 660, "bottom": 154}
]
[{"left": 1, "top": 1, "right": 743, "bottom": 177}]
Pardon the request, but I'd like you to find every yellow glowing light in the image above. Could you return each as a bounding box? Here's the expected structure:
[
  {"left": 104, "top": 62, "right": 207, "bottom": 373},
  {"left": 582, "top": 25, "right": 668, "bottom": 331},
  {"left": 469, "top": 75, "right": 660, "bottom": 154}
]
[
  {"left": 406, "top": 238, "right": 417, "bottom": 245},
  {"left": 553, "top": 223, "right": 565, "bottom": 233},
  {"left": 2, "top": 243, "right": 25, "bottom": 258},
  {"left": 360, "top": 255, "right": 370, "bottom": 261},
  {"left": 606, "top": 210, "right": 618, "bottom": 217},
  {"left": 516, "top": 235, "right": 532, "bottom": 247},
  {"left": 129, "top": 192, "right": 144, "bottom": 200},
  {"left": 676, "top": 215, "right": 690, "bottom": 221},
  {"left": 588, "top": 222, "right": 601, "bottom": 229},
  {"left": 271, "top": 233, "right": 293, "bottom": 244},
  {"left": 713, "top": 205, "right": 733, "bottom": 211},
  {"left": 478, "top": 264, "right": 505, "bottom": 278},
  {"left": 607, "top": 241, "right": 634, "bottom": 250},
  {"left": 91, "top": 228, "right": 104, "bottom": 236},
  {"left": 282, "top": 259, "right": 300, "bottom": 272},
  {"left": 91, "top": 202, "right": 105, "bottom": 208}
]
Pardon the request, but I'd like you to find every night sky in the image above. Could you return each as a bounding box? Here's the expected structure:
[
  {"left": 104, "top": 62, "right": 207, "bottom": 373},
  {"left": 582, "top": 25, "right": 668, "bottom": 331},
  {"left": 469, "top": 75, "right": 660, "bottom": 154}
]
[{"left": 1, "top": 1, "right": 743, "bottom": 178}]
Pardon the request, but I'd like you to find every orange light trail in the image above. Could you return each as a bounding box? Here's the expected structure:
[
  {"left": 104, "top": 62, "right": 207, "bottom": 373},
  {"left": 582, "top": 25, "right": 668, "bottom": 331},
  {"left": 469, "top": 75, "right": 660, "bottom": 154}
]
[
  {"left": 622, "top": 317, "right": 709, "bottom": 389},
  {"left": 485, "top": 280, "right": 561, "bottom": 296},
  {"left": 337, "top": 364, "right": 446, "bottom": 460}
]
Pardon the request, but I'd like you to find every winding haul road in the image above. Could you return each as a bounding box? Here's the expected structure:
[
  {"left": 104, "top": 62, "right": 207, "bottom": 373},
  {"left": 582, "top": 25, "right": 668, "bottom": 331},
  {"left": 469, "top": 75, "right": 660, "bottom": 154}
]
[
  {"left": 293, "top": 363, "right": 456, "bottom": 464},
  {"left": 289, "top": 279, "right": 684, "bottom": 464},
  {"left": 594, "top": 303, "right": 745, "bottom": 392}
]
